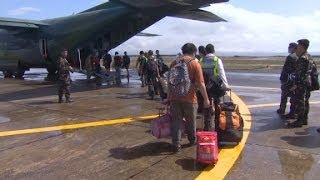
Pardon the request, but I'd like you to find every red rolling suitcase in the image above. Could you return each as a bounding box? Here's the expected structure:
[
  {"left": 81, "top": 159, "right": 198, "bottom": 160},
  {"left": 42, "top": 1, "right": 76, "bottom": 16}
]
[{"left": 196, "top": 131, "right": 218, "bottom": 164}]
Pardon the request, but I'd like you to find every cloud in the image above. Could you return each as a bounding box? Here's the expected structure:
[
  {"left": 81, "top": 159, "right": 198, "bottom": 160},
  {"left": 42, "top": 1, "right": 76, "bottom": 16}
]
[
  {"left": 113, "top": 4, "right": 320, "bottom": 55},
  {"left": 8, "top": 7, "right": 40, "bottom": 16}
]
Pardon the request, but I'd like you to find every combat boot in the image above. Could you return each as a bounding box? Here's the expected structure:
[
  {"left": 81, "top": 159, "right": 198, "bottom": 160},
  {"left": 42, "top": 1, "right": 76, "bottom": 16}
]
[
  {"left": 302, "top": 119, "right": 308, "bottom": 125},
  {"left": 58, "top": 96, "right": 63, "bottom": 103},
  {"left": 276, "top": 109, "right": 285, "bottom": 115},
  {"left": 65, "top": 96, "right": 73, "bottom": 103},
  {"left": 288, "top": 120, "right": 303, "bottom": 128},
  {"left": 283, "top": 113, "right": 298, "bottom": 119}
]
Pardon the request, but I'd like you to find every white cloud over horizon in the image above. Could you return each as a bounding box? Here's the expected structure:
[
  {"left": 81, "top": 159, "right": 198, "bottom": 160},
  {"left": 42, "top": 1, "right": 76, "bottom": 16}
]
[
  {"left": 8, "top": 7, "right": 40, "bottom": 16},
  {"left": 113, "top": 4, "right": 320, "bottom": 55}
]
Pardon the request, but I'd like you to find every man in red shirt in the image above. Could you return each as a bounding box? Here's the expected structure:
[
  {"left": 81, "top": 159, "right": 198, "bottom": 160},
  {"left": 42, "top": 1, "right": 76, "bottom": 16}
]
[{"left": 166, "top": 43, "right": 210, "bottom": 152}]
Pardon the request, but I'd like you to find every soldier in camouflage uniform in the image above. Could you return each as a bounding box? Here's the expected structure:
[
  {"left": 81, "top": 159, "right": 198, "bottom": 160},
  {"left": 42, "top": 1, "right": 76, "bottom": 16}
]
[
  {"left": 277, "top": 43, "right": 298, "bottom": 117},
  {"left": 58, "top": 49, "right": 74, "bottom": 103},
  {"left": 289, "top": 39, "right": 313, "bottom": 128}
]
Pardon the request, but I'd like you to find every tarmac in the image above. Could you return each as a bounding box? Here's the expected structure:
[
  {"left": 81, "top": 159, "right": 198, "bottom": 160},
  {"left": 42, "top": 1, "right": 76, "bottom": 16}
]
[{"left": 0, "top": 69, "right": 319, "bottom": 179}]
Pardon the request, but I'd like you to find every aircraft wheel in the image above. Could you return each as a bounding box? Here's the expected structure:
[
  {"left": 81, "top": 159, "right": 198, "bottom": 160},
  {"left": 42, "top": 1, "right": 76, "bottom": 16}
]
[
  {"left": 15, "top": 67, "right": 25, "bottom": 79},
  {"left": 3, "top": 70, "right": 14, "bottom": 78},
  {"left": 46, "top": 64, "right": 58, "bottom": 81}
]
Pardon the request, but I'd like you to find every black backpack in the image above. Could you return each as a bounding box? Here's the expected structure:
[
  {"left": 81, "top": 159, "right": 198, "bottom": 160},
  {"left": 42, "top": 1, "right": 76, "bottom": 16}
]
[
  {"left": 147, "top": 59, "right": 158, "bottom": 75},
  {"left": 310, "top": 60, "right": 320, "bottom": 91}
]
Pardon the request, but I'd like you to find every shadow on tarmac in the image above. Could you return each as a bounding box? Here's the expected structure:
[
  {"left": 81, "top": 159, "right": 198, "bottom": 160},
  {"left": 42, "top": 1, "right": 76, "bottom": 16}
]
[
  {"left": 175, "top": 158, "right": 207, "bottom": 171},
  {"left": 116, "top": 92, "right": 147, "bottom": 100},
  {"left": 109, "top": 142, "right": 175, "bottom": 160},
  {"left": 0, "top": 80, "right": 120, "bottom": 102},
  {"left": 280, "top": 127, "right": 320, "bottom": 148}
]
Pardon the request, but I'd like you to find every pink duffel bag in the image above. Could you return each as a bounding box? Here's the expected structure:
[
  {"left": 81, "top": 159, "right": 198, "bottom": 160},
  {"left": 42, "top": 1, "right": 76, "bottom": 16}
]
[{"left": 151, "top": 107, "right": 185, "bottom": 139}]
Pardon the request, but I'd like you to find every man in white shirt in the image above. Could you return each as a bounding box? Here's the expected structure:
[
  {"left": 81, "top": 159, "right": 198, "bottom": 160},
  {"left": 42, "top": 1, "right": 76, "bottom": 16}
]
[{"left": 199, "top": 44, "right": 230, "bottom": 131}]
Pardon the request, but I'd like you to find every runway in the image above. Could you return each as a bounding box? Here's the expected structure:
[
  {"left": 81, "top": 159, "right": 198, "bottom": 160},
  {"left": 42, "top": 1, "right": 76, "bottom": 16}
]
[{"left": 0, "top": 69, "right": 319, "bottom": 179}]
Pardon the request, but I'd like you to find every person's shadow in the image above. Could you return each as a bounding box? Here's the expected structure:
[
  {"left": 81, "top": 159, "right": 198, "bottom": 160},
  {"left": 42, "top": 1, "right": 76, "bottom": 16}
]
[
  {"left": 109, "top": 142, "right": 174, "bottom": 160},
  {"left": 281, "top": 127, "right": 320, "bottom": 148}
]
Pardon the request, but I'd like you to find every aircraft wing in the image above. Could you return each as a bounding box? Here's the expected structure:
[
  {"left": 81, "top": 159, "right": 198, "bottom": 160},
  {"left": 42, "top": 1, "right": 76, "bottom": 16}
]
[
  {"left": 0, "top": 17, "right": 48, "bottom": 30},
  {"left": 136, "top": 32, "right": 161, "bottom": 37},
  {"left": 170, "top": 9, "right": 226, "bottom": 22}
]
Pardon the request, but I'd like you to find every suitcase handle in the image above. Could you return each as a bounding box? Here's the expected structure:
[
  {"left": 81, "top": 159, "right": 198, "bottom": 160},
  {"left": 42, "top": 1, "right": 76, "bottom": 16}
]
[
  {"left": 199, "top": 143, "right": 216, "bottom": 146},
  {"left": 222, "top": 89, "right": 232, "bottom": 103},
  {"left": 158, "top": 105, "right": 170, "bottom": 116}
]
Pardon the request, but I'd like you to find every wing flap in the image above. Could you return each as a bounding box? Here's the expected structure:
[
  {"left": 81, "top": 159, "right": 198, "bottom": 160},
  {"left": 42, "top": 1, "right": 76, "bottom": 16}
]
[
  {"left": 170, "top": 9, "right": 226, "bottom": 22},
  {"left": 0, "top": 17, "right": 48, "bottom": 30}
]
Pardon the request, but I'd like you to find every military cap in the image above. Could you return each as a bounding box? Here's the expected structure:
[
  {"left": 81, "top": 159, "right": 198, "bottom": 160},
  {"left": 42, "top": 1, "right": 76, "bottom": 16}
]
[
  {"left": 288, "top": 42, "right": 297, "bottom": 48},
  {"left": 297, "top": 39, "right": 310, "bottom": 50}
]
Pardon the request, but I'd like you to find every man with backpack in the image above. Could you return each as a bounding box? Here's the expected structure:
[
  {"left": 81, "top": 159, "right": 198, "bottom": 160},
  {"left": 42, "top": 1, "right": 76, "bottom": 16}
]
[
  {"left": 146, "top": 50, "right": 160, "bottom": 99},
  {"left": 113, "top": 52, "right": 123, "bottom": 86},
  {"left": 155, "top": 50, "right": 169, "bottom": 76},
  {"left": 122, "top": 51, "right": 131, "bottom": 83},
  {"left": 136, "top": 51, "right": 148, "bottom": 87},
  {"left": 289, "top": 39, "right": 317, "bottom": 128},
  {"left": 166, "top": 43, "right": 210, "bottom": 152},
  {"left": 277, "top": 43, "right": 298, "bottom": 118},
  {"left": 102, "top": 50, "right": 112, "bottom": 73},
  {"left": 197, "top": 45, "right": 207, "bottom": 113},
  {"left": 200, "top": 44, "right": 230, "bottom": 131}
]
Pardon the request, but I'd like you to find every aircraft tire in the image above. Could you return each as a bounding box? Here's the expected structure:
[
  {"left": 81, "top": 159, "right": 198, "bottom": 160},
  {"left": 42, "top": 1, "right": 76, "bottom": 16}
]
[
  {"left": 15, "top": 66, "right": 25, "bottom": 79},
  {"left": 3, "top": 70, "right": 14, "bottom": 78},
  {"left": 46, "top": 65, "right": 58, "bottom": 81}
]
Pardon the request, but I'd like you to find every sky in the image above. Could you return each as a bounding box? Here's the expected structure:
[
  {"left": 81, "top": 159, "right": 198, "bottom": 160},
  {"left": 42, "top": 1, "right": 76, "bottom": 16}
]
[{"left": 0, "top": 0, "right": 320, "bottom": 55}]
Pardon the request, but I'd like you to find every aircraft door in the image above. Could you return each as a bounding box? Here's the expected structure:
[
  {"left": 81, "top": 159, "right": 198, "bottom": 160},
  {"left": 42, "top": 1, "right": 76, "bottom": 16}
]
[{"left": 39, "top": 38, "right": 48, "bottom": 59}]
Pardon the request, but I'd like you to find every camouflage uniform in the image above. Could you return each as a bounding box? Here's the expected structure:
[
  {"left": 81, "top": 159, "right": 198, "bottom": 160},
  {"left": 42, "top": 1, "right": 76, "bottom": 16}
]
[
  {"left": 58, "top": 57, "right": 72, "bottom": 103},
  {"left": 278, "top": 53, "right": 298, "bottom": 114},
  {"left": 136, "top": 54, "right": 148, "bottom": 87},
  {"left": 293, "top": 52, "right": 313, "bottom": 125}
]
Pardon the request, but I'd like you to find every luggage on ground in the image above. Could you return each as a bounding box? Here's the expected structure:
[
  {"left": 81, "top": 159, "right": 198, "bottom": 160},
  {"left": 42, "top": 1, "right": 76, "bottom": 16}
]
[
  {"left": 196, "top": 131, "right": 219, "bottom": 164},
  {"left": 151, "top": 107, "right": 185, "bottom": 139},
  {"left": 216, "top": 91, "right": 244, "bottom": 143}
]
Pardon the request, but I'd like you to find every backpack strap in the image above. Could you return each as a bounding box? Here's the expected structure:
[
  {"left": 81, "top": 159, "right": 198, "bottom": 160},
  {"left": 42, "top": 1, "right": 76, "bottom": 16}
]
[{"left": 181, "top": 58, "right": 195, "bottom": 64}]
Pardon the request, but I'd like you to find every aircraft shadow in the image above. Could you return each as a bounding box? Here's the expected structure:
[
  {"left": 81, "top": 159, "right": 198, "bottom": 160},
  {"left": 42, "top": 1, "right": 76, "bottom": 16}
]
[{"left": 0, "top": 80, "right": 109, "bottom": 102}]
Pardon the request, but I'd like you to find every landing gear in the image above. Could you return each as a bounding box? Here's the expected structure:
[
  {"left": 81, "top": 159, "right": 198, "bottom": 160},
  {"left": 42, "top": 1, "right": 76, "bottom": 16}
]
[
  {"left": 45, "top": 63, "right": 58, "bottom": 81},
  {"left": 15, "top": 66, "right": 26, "bottom": 79},
  {"left": 3, "top": 70, "right": 14, "bottom": 78}
]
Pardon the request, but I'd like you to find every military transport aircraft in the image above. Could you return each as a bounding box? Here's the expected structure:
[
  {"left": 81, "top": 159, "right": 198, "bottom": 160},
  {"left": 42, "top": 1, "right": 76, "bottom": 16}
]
[{"left": 0, "top": 0, "right": 227, "bottom": 79}]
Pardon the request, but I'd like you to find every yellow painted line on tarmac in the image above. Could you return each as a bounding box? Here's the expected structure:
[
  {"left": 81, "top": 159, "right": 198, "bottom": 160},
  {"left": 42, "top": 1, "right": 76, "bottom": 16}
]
[
  {"left": 247, "top": 101, "right": 320, "bottom": 109},
  {"left": 0, "top": 115, "right": 158, "bottom": 137},
  {"left": 196, "top": 91, "right": 252, "bottom": 180}
]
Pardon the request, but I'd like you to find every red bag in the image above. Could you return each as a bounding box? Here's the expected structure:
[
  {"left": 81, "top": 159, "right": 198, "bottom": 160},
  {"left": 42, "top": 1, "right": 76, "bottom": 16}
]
[{"left": 196, "top": 131, "right": 218, "bottom": 164}]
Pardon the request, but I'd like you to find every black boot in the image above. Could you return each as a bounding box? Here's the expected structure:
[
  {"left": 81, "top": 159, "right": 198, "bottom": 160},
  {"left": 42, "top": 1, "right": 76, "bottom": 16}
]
[
  {"left": 65, "top": 95, "right": 73, "bottom": 103},
  {"left": 288, "top": 120, "right": 303, "bottom": 128},
  {"left": 276, "top": 108, "right": 285, "bottom": 115},
  {"left": 283, "top": 113, "right": 298, "bottom": 119},
  {"left": 58, "top": 95, "right": 63, "bottom": 103},
  {"left": 302, "top": 119, "right": 308, "bottom": 125}
]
